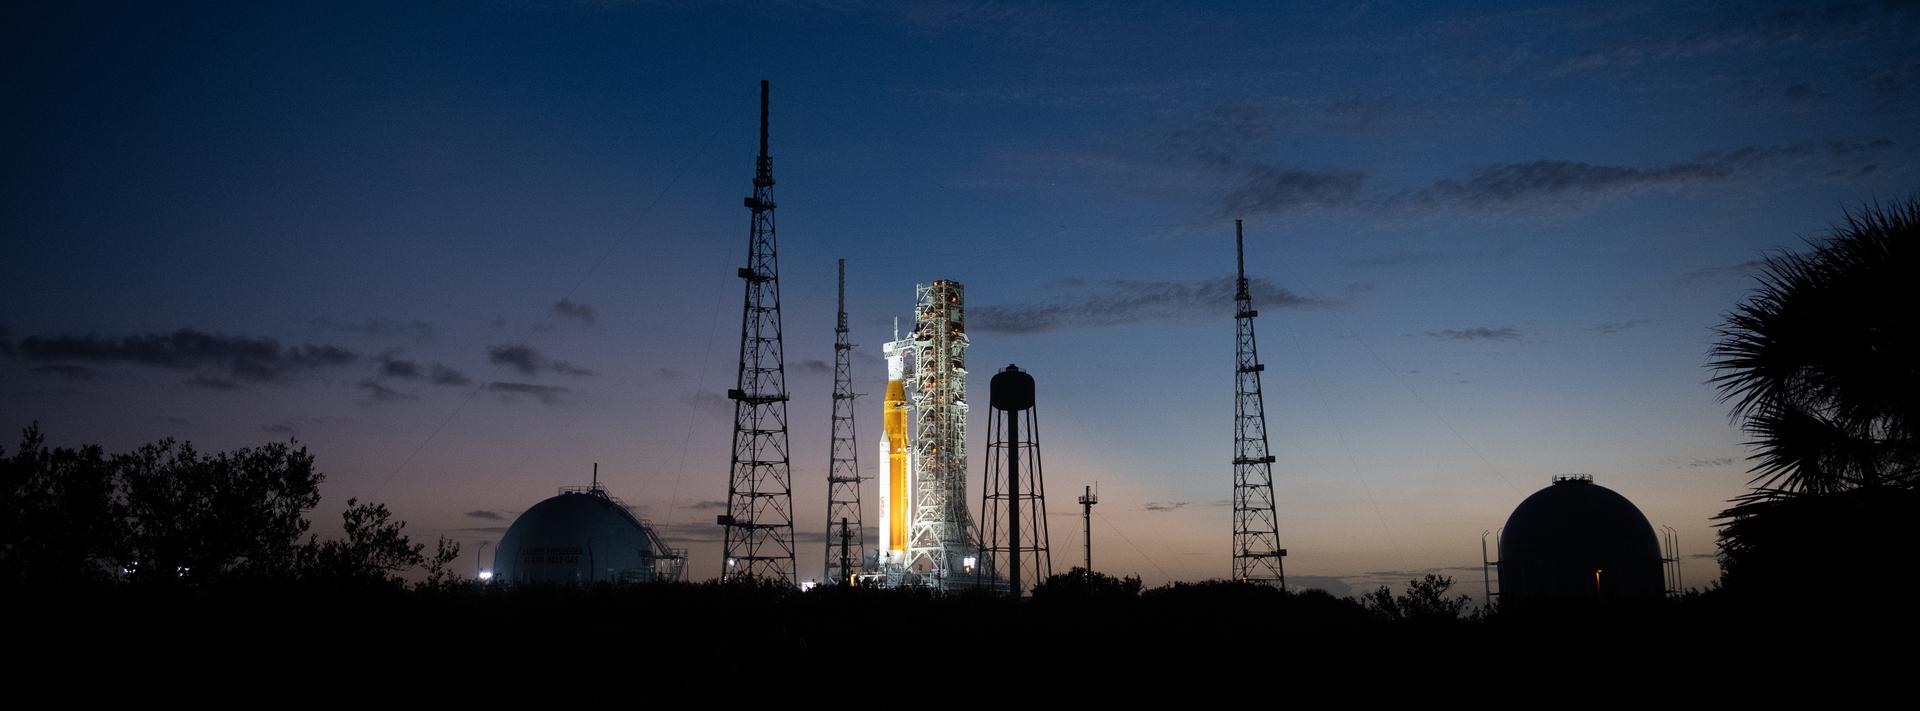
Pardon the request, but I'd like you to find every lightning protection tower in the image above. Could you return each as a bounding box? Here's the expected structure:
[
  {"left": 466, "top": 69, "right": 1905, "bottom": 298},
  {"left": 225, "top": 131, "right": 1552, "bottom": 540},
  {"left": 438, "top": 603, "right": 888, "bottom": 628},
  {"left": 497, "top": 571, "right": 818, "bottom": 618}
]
[
  {"left": 1231, "top": 219, "right": 1287, "bottom": 588},
  {"left": 719, "top": 80, "right": 797, "bottom": 584},
  {"left": 823, "top": 259, "right": 865, "bottom": 585},
  {"left": 976, "top": 364, "right": 1050, "bottom": 595}
]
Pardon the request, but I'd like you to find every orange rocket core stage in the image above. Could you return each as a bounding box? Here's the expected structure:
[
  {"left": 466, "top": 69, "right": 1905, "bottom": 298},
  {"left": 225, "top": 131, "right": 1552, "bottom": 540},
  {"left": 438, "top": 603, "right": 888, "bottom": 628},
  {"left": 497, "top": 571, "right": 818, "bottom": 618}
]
[{"left": 884, "top": 377, "right": 909, "bottom": 549}]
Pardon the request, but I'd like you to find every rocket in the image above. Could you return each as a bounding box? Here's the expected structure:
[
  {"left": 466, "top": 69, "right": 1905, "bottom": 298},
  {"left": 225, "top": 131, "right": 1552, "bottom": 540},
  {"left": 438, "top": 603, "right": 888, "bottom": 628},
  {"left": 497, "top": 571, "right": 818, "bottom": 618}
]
[{"left": 877, "top": 322, "right": 912, "bottom": 563}]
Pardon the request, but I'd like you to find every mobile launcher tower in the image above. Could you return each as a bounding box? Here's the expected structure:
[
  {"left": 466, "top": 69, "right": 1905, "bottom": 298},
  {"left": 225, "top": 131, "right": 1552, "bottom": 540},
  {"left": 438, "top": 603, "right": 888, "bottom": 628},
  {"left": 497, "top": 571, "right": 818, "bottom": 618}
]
[{"left": 873, "top": 279, "right": 980, "bottom": 590}]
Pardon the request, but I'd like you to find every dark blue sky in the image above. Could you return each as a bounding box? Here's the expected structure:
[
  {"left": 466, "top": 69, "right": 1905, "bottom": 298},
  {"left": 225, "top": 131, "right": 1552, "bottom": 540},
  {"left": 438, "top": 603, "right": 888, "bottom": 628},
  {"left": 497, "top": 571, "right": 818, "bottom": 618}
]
[{"left": 5, "top": 0, "right": 1915, "bottom": 591}]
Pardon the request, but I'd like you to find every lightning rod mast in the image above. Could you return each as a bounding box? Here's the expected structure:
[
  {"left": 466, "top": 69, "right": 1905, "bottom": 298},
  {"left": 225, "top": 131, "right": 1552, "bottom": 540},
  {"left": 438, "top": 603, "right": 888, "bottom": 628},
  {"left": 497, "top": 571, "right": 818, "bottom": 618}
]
[
  {"left": 824, "top": 258, "right": 866, "bottom": 585},
  {"left": 1232, "top": 219, "right": 1287, "bottom": 588},
  {"left": 719, "top": 80, "right": 797, "bottom": 584}
]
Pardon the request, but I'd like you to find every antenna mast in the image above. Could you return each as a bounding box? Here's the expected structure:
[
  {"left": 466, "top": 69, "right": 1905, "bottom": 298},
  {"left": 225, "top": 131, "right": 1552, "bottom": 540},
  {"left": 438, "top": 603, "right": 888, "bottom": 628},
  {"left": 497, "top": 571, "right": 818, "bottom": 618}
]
[
  {"left": 1232, "top": 219, "right": 1287, "bottom": 588},
  {"left": 824, "top": 258, "right": 866, "bottom": 585},
  {"left": 1078, "top": 483, "right": 1098, "bottom": 576},
  {"left": 719, "top": 80, "right": 797, "bottom": 584}
]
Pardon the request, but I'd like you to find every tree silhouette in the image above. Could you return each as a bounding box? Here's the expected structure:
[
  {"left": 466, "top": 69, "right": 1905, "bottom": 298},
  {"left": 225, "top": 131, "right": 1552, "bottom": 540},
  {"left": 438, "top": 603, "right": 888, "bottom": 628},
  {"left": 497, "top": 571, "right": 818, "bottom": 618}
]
[
  {"left": 1030, "top": 567, "right": 1143, "bottom": 601},
  {"left": 297, "top": 498, "right": 428, "bottom": 586},
  {"left": 419, "top": 536, "right": 464, "bottom": 590},
  {"left": 0, "top": 425, "right": 124, "bottom": 586},
  {"left": 117, "top": 437, "right": 323, "bottom": 583},
  {"left": 1359, "top": 573, "right": 1473, "bottom": 621},
  {"left": 1709, "top": 198, "right": 1920, "bottom": 592}
]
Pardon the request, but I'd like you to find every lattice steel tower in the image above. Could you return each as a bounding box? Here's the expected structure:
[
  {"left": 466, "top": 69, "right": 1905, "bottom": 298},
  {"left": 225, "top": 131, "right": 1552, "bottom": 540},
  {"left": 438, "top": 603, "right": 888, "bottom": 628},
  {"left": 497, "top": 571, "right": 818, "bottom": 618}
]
[
  {"left": 823, "top": 259, "right": 865, "bottom": 585},
  {"left": 1231, "top": 219, "right": 1287, "bottom": 588},
  {"left": 906, "top": 280, "right": 977, "bottom": 589},
  {"left": 719, "top": 80, "right": 796, "bottom": 584}
]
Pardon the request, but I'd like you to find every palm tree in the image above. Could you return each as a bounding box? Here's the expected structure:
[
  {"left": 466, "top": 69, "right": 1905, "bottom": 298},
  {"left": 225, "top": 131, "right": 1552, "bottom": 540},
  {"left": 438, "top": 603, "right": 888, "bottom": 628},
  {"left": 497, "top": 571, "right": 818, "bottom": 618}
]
[{"left": 1708, "top": 198, "right": 1919, "bottom": 593}]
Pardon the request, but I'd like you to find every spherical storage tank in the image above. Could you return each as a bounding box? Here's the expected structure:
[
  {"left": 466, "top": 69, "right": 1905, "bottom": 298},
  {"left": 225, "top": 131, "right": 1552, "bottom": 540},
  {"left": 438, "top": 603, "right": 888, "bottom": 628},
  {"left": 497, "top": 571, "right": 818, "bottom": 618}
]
[
  {"left": 1497, "top": 475, "right": 1663, "bottom": 603},
  {"left": 494, "top": 484, "right": 685, "bottom": 584}
]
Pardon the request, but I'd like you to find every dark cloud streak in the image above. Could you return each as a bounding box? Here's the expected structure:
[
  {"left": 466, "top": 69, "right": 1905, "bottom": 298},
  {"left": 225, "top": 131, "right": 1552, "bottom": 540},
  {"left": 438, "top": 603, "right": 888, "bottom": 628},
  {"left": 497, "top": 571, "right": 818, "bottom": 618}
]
[
  {"left": 15, "top": 329, "right": 357, "bottom": 383},
  {"left": 973, "top": 277, "right": 1326, "bottom": 335},
  {"left": 488, "top": 345, "right": 544, "bottom": 375},
  {"left": 485, "top": 381, "right": 569, "bottom": 406},
  {"left": 552, "top": 299, "right": 596, "bottom": 325},
  {"left": 311, "top": 318, "right": 434, "bottom": 341},
  {"left": 357, "top": 379, "right": 412, "bottom": 403},
  {"left": 1428, "top": 327, "right": 1522, "bottom": 341},
  {"left": 430, "top": 364, "right": 472, "bottom": 386},
  {"left": 1392, "top": 139, "right": 1892, "bottom": 211}
]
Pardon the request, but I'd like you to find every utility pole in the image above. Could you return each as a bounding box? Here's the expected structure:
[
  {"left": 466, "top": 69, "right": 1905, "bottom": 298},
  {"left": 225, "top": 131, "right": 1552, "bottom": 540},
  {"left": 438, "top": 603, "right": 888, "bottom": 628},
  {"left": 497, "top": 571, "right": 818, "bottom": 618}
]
[
  {"left": 1231, "top": 219, "right": 1287, "bottom": 588},
  {"left": 719, "top": 80, "right": 797, "bottom": 584}
]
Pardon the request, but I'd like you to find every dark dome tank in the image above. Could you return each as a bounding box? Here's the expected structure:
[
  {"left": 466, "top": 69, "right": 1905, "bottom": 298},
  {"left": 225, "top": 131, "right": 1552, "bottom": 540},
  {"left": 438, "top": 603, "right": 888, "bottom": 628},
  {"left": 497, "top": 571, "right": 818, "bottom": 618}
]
[
  {"left": 1497, "top": 476, "right": 1664, "bottom": 603},
  {"left": 494, "top": 485, "right": 682, "bottom": 584}
]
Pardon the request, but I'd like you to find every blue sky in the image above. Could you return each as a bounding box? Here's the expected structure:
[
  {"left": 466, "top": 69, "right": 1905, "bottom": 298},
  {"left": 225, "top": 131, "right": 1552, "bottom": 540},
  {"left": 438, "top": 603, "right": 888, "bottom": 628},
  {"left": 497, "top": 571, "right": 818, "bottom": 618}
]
[{"left": 4, "top": 0, "right": 1915, "bottom": 593}]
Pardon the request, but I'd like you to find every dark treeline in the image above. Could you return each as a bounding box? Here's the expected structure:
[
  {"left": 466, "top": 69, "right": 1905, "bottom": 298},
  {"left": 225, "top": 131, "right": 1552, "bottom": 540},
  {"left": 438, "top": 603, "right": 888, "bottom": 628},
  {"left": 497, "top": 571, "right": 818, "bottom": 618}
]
[{"left": 11, "top": 569, "right": 1910, "bottom": 704}]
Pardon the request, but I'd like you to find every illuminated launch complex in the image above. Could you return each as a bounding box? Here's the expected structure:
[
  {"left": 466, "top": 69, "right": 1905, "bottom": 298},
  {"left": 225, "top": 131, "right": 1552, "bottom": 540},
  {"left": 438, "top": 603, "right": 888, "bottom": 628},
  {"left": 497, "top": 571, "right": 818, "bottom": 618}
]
[{"left": 873, "top": 280, "right": 981, "bottom": 590}]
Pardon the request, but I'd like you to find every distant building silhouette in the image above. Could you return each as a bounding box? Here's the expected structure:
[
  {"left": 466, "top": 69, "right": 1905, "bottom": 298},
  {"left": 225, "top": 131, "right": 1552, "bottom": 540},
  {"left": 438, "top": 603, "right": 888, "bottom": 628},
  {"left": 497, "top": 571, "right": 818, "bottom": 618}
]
[{"left": 1497, "top": 476, "right": 1663, "bottom": 603}]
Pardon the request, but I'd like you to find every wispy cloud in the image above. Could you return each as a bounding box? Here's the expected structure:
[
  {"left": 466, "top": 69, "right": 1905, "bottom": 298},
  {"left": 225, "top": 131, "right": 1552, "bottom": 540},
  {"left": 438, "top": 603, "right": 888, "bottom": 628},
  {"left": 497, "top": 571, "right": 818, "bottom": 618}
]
[
  {"left": 487, "top": 344, "right": 596, "bottom": 378},
  {"left": 797, "top": 359, "right": 832, "bottom": 376},
  {"left": 973, "top": 277, "right": 1325, "bottom": 335},
  {"left": 682, "top": 391, "right": 733, "bottom": 421},
  {"left": 1686, "top": 457, "right": 1734, "bottom": 468},
  {"left": 311, "top": 318, "right": 434, "bottom": 341},
  {"left": 552, "top": 299, "right": 596, "bottom": 326},
  {"left": 380, "top": 357, "right": 421, "bottom": 378},
  {"left": 430, "top": 364, "right": 472, "bottom": 386},
  {"left": 1224, "top": 167, "right": 1366, "bottom": 216},
  {"left": 358, "top": 379, "right": 413, "bottom": 403},
  {"left": 1553, "top": 1, "right": 1918, "bottom": 76},
  {"left": 14, "top": 329, "right": 357, "bottom": 383},
  {"left": 1427, "top": 327, "right": 1521, "bottom": 341},
  {"left": 1142, "top": 501, "right": 1189, "bottom": 512},
  {"left": 550, "top": 361, "right": 597, "bottom": 377},
  {"left": 465, "top": 510, "right": 505, "bottom": 521},
  {"left": 1679, "top": 259, "right": 1768, "bottom": 283},
  {"left": 488, "top": 345, "right": 544, "bottom": 375},
  {"left": 485, "top": 381, "right": 569, "bottom": 406},
  {"left": 1589, "top": 319, "right": 1650, "bottom": 335},
  {"left": 1390, "top": 139, "right": 1892, "bottom": 212},
  {"left": 259, "top": 416, "right": 353, "bottom": 436}
]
